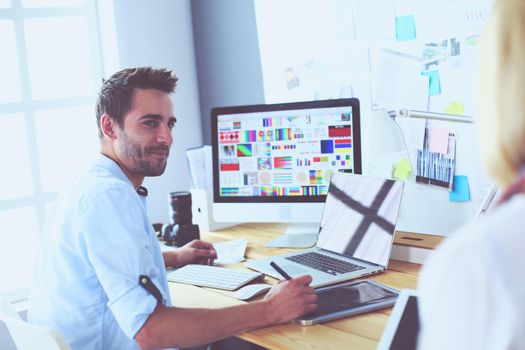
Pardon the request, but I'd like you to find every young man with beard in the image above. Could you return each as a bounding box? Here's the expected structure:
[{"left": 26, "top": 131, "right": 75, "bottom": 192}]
[{"left": 28, "top": 67, "right": 317, "bottom": 350}]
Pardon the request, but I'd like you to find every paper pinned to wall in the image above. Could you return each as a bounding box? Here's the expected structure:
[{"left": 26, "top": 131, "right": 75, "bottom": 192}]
[
  {"left": 281, "top": 45, "right": 373, "bottom": 104},
  {"left": 430, "top": 63, "right": 477, "bottom": 116},
  {"left": 373, "top": 50, "right": 428, "bottom": 111},
  {"left": 409, "top": 2, "right": 462, "bottom": 40},
  {"left": 429, "top": 127, "right": 449, "bottom": 154},
  {"left": 396, "top": 117, "right": 427, "bottom": 170},
  {"left": 368, "top": 150, "right": 407, "bottom": 179},
  {"left": 186, "top": 145, "right": 213, "bottom": 190},
  {"left": 353, "top": 0, "right": 396, "bottom": 41}
]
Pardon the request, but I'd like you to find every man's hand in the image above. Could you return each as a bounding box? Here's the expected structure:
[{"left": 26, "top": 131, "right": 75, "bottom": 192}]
[
  {"left": 164, "top": 239, "right": 217, "bottom": 268},
  {"left": 263, "top": 274, "right": 317, "bottom": 324}
]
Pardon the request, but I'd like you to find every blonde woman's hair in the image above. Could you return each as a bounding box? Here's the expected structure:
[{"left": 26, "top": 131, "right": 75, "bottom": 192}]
[{"left": 478, "top": 0, "right": 525, "bottom": 186}]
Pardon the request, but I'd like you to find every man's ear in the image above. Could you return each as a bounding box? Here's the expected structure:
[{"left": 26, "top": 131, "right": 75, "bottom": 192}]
[{"left": 100, "top": 114, "right": 117, "bottom": 140}]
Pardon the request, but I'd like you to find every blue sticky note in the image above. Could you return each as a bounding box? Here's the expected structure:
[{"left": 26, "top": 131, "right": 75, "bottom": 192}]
[
  {"left": 422, "top": 70, "right": 441, "bottom": 96},
  {"left": 396, "top": 15, "right": 416, "bottom": 41},
  {"left": 450, "top": 175, "right": 470, "bottom": 202}
]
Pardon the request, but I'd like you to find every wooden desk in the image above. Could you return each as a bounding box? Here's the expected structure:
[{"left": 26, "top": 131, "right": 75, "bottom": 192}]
[{"left": 169, "top": 223, "right": 424, "bottom": 350}]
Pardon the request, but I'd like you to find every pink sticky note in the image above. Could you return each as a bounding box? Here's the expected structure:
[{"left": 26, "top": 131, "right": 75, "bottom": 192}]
[{"left": 429, "top": 127, "right": 449, "bottom": 154}]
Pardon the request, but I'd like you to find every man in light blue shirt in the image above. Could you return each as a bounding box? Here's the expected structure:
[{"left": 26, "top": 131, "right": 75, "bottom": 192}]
[{"left": 29, "top": 67, "right": 317, "bottom": 349}]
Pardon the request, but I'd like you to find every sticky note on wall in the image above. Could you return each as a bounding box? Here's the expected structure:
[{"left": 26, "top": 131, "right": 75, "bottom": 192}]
[
  {"left": 449, "top": 175, "right": 470, "bottom": 202},
  {"left": 396, "top": 15, "right": 416, "bottom": 41},
  {"left": 421, "top": 70, "right": 441, "bottom": 96},
  {"left": 393, "top": 158, "right": 412, "bottom": 179},
  {"left": 445, "top": 101, "right": 465, "bottom": 115}
]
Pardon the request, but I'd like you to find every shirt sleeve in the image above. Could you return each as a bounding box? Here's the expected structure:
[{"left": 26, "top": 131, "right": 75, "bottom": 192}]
[{"left": 78, "top": 184, "right": 167, "bottom": 339}]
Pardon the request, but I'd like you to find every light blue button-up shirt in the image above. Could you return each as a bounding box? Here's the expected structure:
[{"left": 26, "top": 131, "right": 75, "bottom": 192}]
[{"left": 28, "top": 154, "right": 171, "bottom": 349}]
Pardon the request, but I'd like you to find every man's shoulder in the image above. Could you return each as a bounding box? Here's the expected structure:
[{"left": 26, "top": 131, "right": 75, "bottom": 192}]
[
  {"left": 86, "top": 164, "right": 130, "bottom": 188},
  {"left": 63, "top": 165, "right": 135, "bottom": 207}
]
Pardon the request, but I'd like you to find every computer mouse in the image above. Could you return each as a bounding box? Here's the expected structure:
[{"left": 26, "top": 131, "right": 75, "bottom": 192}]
[{"left": 234, "top": 283, "right": 272, "bottom": 300}]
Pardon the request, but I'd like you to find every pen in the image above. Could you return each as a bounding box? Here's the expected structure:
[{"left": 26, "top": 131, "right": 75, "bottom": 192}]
[{"left": 270, "top": 261, "right": 292, "bottom": 280}]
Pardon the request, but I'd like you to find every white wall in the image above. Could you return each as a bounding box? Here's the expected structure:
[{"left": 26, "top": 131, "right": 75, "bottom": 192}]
[{"left": 110, "top": 0, "right": 203, "bottom": 224}]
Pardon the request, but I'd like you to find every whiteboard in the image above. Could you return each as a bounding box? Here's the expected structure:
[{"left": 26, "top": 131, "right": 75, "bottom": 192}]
[{"left": 254, "top": 0, "right": 496, "bottom": 236}]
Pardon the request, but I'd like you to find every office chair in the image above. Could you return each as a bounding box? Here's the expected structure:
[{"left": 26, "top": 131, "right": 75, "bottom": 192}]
[{"left": 0, "top": 298, "right": 71, "bottom": 350}]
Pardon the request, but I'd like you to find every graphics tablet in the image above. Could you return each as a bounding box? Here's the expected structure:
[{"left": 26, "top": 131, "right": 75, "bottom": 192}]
[
  {"left": 377, "top": 289, "right": 419, "bottom": 350},
  {"left": 295, "top": 280, "right": 399, "bottom": 326}
]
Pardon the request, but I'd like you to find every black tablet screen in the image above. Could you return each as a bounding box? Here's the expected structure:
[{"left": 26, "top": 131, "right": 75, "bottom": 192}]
[{"left": 301, "top": 281, "right": 398, "bottom": 319}]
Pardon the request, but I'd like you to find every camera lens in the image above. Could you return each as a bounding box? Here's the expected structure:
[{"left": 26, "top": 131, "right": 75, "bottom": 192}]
[{"left": 169, "top": 191, "right": 193, "bottom": 225}]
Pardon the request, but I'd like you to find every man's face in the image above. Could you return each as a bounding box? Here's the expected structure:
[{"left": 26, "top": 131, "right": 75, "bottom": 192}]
[{"left": 115, "top": 88, "right": 176, "bottom": 178}]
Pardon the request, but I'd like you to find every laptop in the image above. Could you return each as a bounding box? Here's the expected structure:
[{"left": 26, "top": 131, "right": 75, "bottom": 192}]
[{"left": 246, "top": 173, "right": 404, "bottom": 288}]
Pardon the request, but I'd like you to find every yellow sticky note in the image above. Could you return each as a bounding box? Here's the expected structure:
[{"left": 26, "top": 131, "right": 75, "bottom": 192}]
[
  {"left": 445, "top": 101, "right": 465, "bottom": 115},
  {"left": 393, "top": 158, "right": 412, "bottom": 179}
]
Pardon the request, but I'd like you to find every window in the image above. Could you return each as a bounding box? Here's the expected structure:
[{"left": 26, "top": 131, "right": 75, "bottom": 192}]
[{"left": 0, "top": 0, "right": 104, "bottom": 295}]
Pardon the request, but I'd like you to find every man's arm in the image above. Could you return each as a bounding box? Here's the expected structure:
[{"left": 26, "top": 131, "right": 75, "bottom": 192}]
[{"left": 135, "top": 275, "right": 316, "bottom": 350}]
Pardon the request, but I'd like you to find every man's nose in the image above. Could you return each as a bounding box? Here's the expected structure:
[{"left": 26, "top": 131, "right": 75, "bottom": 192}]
[{"left": 157, "top": 124, "right": 173, "bottom": 145}]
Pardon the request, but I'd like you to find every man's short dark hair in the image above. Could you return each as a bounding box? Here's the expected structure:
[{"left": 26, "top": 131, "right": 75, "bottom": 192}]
[{"left": 96, "top": 67, "right": 178, "bottom": 138}]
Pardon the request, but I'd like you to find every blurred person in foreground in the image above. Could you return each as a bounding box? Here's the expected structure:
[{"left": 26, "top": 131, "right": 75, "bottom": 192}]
[{"left": 418, "top": 0, "right": 525, "bottom": 348}]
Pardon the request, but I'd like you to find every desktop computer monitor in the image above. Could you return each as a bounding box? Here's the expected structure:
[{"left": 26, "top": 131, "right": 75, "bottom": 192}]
[{"left": 211, "top": 98, "right": 362, "bottom": 246}]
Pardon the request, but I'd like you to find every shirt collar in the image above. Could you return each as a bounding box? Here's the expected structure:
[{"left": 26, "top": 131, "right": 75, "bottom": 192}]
[
  {"left": 95, "top": 153, "right": 130, "bottom": 182},
  {"left": 94, "top": 154, "right": 148, "bottom": 196}
]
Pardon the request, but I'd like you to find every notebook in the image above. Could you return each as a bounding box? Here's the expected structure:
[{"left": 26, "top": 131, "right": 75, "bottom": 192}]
[{"left": 246, "top": 173, "right": 404, "bottom": 288}]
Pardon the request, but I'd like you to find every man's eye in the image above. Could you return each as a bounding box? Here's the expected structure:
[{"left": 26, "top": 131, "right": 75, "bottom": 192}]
[
  {"left": 144, "top": 120, "right": 158, "bottom": 127},
  {"left": 168, "top": 121, "right": 176, "bottom": 130}
]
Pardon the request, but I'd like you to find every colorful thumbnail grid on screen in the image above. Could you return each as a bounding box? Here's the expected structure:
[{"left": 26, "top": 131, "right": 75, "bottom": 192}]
[{"left": 217, "top": 109, "right": 354, "bottom": 197}]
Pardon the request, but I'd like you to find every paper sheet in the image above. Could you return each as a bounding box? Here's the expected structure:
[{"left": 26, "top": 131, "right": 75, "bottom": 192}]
[
  {"left": 186, "top": 145, "right": 213, "bottom": 189},
  {"left": 368, "top": 151, "right": 407, "bottom": 179},
  {"left": 353, "top": 0, "right": 395, "bottom": 41},
  {"left": 213, "top": 239, "right": 248, "bottom": 265},
  {"left": 396, "top": 117, "right": 427, "bottom": 171},
  {"left": 373, "top": 51, "right": 428, "bottom": 110},
  {"left": 429, "top": 127, "right": 449, "bottom": 153},
  {"left": 410, "top": 2, "right": 461, "bottom": 40}
]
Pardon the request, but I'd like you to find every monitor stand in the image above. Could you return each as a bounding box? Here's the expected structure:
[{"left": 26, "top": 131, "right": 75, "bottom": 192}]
[{"left": 265, "top": 223, "right": 320, "bottom": 248}]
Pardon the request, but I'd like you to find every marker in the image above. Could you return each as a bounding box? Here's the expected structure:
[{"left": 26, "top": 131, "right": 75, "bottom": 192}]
[{"left": 270, "top": 261, "right": 292, "bottom": 280}]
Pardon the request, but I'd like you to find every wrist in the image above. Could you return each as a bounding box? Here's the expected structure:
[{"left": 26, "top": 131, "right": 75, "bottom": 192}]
[
  {"left": 162, "top": 251, "right": 178, "bottom": 268},
  {"left": 259, "top": 298, "right": 278, "bottom": 326}
]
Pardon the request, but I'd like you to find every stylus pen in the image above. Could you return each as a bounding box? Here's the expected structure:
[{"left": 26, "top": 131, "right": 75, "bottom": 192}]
[{"left": 270, "top": 261, "right": 292, "bottom": 280}]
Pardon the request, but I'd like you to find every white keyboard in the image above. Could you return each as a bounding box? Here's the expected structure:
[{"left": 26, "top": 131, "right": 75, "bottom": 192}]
[{"left": 167, "top": 264, "right": 264, "bottom": 291}]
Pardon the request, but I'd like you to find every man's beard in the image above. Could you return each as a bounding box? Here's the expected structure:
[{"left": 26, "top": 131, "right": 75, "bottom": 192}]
[{"left": 120, "top": 132, "right": 169, "bottom": 177}]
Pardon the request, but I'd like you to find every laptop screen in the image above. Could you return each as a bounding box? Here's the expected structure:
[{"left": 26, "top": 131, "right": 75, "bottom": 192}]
[{"left": 317, "top": 173, "right": 404, "bottom": 267}]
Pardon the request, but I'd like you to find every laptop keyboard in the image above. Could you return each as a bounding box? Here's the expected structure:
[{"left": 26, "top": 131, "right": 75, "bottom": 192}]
[
  {"left": 167, "top": 264, "right": 264, "bottom": 291},
  {"left": 285, "top": 252, "right": 366, "bottom": 276}
]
